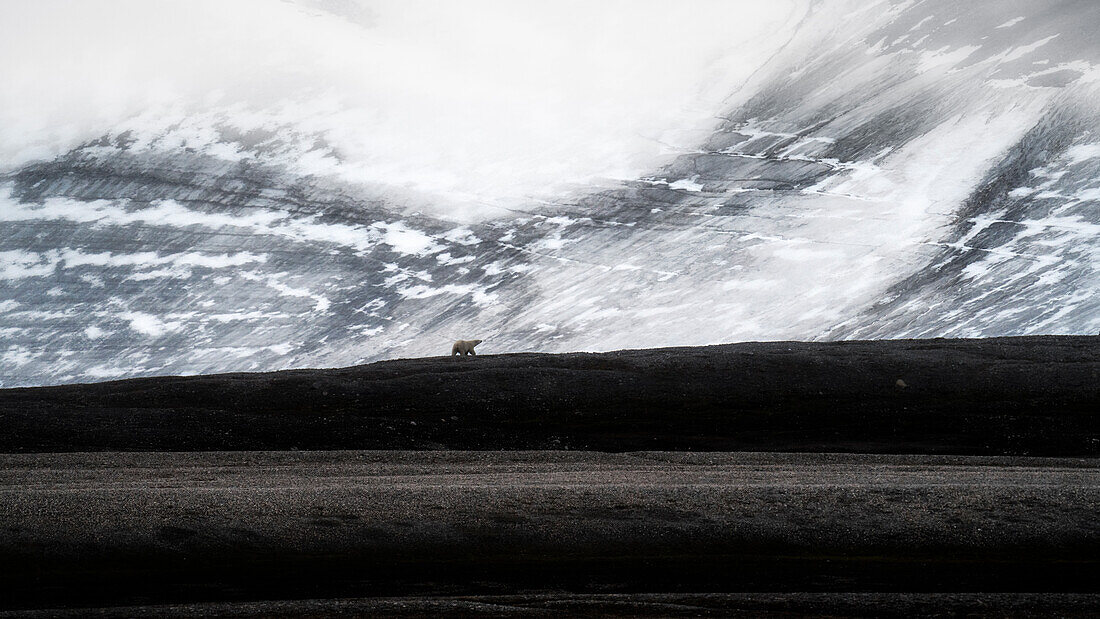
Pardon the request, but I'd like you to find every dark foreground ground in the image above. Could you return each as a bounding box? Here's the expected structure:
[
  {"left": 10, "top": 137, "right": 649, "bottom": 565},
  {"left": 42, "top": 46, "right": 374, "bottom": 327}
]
[
  {"left": 1, "top": 336, "right": 1098, "bottom": 616},
  {"left": 8, "top": 594, "right": 1100, "bottom": 618},
  {"left": 2, "top": 451, "right": 1099, "bottom": 615},
  {"left": 1, "top": 336, "right": 1097, "bottom": 455}
]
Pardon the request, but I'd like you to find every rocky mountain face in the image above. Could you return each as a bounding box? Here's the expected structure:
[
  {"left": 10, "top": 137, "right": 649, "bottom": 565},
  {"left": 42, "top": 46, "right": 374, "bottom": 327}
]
[{"left": 1, "top": 0, "right": 1098, "bottom": 386}]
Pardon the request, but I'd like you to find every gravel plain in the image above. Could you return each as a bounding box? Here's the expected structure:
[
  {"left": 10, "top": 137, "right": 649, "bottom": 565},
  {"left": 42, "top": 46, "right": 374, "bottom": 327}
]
[{"left": 2, "top": 450, "right": 1098, "bottom": 613}]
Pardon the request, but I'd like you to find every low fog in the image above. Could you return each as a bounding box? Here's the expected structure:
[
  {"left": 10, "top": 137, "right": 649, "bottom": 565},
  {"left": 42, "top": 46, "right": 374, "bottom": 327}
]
[{"left": 0, "top": 0, "right": 801, "bottom": 218}]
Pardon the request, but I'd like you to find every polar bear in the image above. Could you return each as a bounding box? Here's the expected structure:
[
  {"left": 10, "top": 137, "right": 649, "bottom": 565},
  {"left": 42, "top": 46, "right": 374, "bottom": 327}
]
[{"left": 451, "top": 339, "right": 483, "bottom": 356}]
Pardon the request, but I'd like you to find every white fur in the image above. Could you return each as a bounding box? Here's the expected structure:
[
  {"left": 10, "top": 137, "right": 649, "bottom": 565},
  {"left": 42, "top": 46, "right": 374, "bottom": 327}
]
[{"left": 451, "top": 339, "right": 483, "bottom": 356}]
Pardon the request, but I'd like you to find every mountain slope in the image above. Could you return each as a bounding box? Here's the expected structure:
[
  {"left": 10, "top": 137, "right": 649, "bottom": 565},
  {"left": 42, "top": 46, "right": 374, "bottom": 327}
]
[{"left": 1, "top": 0, "right": 1098, "bottom": 386}]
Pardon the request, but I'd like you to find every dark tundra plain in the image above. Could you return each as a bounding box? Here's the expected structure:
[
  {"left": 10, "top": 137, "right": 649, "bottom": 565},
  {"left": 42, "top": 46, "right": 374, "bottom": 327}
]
[{"left": 1, "top": 336, "right": 1098, "bottom": 617}]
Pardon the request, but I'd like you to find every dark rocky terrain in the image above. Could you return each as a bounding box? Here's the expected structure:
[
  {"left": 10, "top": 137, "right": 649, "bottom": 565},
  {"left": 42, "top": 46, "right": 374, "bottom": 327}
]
[
  {"left": 1, "top": 336, "right": 1098, "bottom": 616},
  {"left": 3, "top": 451, "right": 1099, "bottom": 614},
  {"left": 1, "top": 336, "right": 1096, "bottom": 455},
  {"left": 6, "top": 593, "right": 1100, "bottom": 618}
]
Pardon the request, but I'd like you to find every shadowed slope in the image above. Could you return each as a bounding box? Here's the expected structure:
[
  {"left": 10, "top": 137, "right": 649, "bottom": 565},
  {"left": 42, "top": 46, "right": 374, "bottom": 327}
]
[{"left": 2, "top": 335, "right": 1096, "bottom": 455}]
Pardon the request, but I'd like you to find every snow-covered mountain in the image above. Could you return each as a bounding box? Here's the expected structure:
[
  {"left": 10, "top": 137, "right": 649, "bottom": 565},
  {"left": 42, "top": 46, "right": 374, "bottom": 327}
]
[{"left": 1, "top": 0, "right": 1097, "bottom": 386}]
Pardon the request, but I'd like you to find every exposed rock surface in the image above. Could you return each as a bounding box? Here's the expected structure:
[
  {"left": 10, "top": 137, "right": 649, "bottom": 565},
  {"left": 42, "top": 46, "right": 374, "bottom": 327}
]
[{"left": 3, "top": 451, "right": 1098, "bottom": 612}]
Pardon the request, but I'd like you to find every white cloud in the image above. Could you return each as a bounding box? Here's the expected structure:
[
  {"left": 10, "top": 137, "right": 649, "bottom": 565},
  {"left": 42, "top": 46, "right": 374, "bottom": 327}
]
[{"left": 0, "top": 0, "right": 803, "bottom": 218}]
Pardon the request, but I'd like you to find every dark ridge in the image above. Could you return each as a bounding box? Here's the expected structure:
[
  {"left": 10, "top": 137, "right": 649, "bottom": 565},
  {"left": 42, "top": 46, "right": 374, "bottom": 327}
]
[
  {"left": 1, "top": 335, "right": 1096, "bottom": 455},
  {"left": 9, "top": 593, "right": 1100, "bottom": 618}
]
